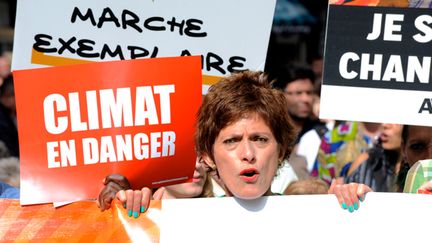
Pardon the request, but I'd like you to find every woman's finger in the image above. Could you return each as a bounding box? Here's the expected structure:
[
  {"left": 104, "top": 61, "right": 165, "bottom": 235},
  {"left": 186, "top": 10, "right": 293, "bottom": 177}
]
[
  {"left": 348, "top": 183, "right": 360, "bottom": 211},
  {"left": 140, "top": 187, "right": 152, "bottom": 214},
  {"left": 132, "top": 190, "right": 143, "bottom": 218},
  {"left": 339, "top": 185, "right": 354, "bottom": 213},
  {"left": 356, "top": 184, "right": 372, "bottom": 201},
  {"left": 125, "top": 189, "right": 134, "bottom": 217},
  {"left": 331, "top": 185, "right": 347, "bottom": 210}
]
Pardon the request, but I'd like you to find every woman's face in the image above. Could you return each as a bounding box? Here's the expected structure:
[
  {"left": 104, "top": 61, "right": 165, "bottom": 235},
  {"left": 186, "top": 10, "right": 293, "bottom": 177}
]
[
  {"left": 206, "top": 114, "right": 280, "bottom": 200},
  {"left": 380, "top": 123, "right": 403, "bottom": 150},
  {"left": 165, "top": 157, "right": 207, "bottom": 198},
  {"left": 403, "top": 126, "right": 432, "bottom": 167}
]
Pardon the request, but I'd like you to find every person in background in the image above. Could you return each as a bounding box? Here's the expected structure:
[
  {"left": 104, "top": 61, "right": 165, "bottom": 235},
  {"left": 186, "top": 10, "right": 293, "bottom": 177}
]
[
  {"left": 105, "top": 71, "right": 371, "bottom": 218},
  {"left": 310, "top": 56, "right": 324, "bottom": 116},
  {"left": 271, "top": 65, "right": 327, "bottom": 188},
  {"left": 0, "top": 52, "right": 11, "bottom": 85},
  {"left": 310, "top": 56, "right": 323, "bottom": 89},
  {"left": 0, "top": 75, "right": 19, "bottom": 157},
  {"left": 0, "top": 181, "right": 19, "bottom": 199},
  {"left": 0, "top": 156, "right": 20, "bottom": 188},
  {"left": 343, "top": 123, "right": 403, "bottom": 192},
  {"left": 0, "top": 136, "right": 20, "bottom": 190},
  {"left": 312, "top": 121, "right": 382, "bottom": 185},
  {"left": 292, "top": 58, "right": 336, "bottom": 179},
  {"left": 272, "top": 65, "right": 324, "bottom": 143},
  {"left": 284, "top": 178, "right": 329, "bottom": 195},
  {"left": 0, "top": 74, "right": 16, "bottom": 124},
  {"left": 398, "top": 125, "right": 432, "bottom": 193}
]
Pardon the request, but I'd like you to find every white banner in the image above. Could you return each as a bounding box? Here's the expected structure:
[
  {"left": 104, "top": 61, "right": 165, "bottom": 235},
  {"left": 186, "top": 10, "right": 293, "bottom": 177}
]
[{"left": 161, "top": 193, "right": 432, "bottom": 243}]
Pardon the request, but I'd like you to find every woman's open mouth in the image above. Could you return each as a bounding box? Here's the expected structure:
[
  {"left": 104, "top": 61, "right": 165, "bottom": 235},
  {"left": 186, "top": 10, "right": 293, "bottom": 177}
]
[{"left": 239, "top": 168, "right": 259, "bottom": 182}]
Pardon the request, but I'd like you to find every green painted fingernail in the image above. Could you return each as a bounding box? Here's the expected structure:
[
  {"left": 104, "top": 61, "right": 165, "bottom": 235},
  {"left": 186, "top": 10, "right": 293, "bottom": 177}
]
[
  {"left": 133, "top": 212, "right": 139, "bottom": 218},
  {"left": 348, "top": 205, "right": 354, "bottom": 213},
  {"left": 128, "top": 210, "right": 132, "bottom": 217},
  {"left": 359, "top": 196, "right": 364, "bottom": 202},
  {"left": 354, "top": 202, "right": 359, "bottom": 210},
  {"left": 123, "top": 203, "right": 126, "bottom": 209},
  {"left": 140, "top": 206, "right": 145, "bottom": 213},
  {"left": 342, "top": 202, "right": 347, "bottom": 209}
]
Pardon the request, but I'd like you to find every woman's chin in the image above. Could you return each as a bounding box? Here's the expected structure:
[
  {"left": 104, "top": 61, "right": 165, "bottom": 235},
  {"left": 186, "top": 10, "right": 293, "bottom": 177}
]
[{"left": 231, "top": 189, "right": 266, "bottom": 200}]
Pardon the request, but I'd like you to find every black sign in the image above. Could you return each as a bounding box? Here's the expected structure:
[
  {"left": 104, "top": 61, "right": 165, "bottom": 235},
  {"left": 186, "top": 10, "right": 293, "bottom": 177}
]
[{"left": 324, "top": 5, "right": 432, "bottom": 91}]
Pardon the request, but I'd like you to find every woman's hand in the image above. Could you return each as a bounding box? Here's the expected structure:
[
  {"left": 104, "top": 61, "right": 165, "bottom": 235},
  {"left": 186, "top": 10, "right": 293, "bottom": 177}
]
[
  {"left": 116, "top": 187, "right": 152, "bottom": 218},
  {"left": 97, "top": 174, "right": 131, "bottom": 211},
  {"left": 328, "top": 179, "right": 373, "bottom": 213}
]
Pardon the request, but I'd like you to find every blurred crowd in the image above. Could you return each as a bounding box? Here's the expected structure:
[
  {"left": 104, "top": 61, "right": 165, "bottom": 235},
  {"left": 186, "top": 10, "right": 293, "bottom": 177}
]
[{"left": 0, "top": 51, "right": 19, "bottom": 190}]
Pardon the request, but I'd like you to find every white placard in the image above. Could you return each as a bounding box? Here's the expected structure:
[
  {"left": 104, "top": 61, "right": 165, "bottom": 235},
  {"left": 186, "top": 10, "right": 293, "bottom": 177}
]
[{"left": 161, "top": 193, "right": 432, "bottom": 243}]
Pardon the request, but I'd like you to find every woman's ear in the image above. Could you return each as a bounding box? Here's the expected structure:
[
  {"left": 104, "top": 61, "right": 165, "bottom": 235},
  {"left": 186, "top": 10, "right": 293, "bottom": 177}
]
[
  {"left": 202, "top": 153, "right": 216, "bottom": 171},
  {"left": 202, "top": 154, "right": 223, "bottom": 183}
]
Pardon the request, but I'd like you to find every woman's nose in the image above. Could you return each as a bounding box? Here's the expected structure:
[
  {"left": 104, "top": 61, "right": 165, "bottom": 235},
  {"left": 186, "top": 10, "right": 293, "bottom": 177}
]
[{"left": 239, "top": 140, "right": 255, "bottom": 163}]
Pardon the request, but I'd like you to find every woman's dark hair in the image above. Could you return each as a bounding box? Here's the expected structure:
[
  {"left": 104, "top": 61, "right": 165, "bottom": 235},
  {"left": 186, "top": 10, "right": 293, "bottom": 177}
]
[{"left": 195, "top": 70, "right": 296, "bottom": 168}]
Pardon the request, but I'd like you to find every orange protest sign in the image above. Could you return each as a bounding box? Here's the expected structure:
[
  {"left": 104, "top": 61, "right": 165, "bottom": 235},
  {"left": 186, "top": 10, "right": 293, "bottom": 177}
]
[
  {"left": 13, "top": 56, "right": 202, "bottom": 205},
  {"left": 0, "top": 199, "right": 160, "bottom": 242}
]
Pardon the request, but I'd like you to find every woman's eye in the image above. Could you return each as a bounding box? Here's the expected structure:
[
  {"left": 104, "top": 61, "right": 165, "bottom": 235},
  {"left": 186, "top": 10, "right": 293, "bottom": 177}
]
[
  {"left": 410, "top": 143, "right": 426, "bottom": 151},
  {"left": 253, "top": 136, "right": 268, "bottom": 143},
  {"left": 223, "top": 138, "right": 236, "bottom": 144}
]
